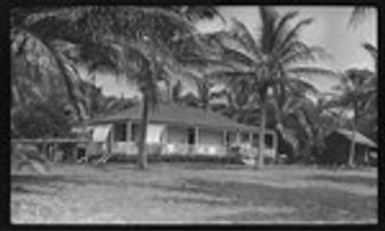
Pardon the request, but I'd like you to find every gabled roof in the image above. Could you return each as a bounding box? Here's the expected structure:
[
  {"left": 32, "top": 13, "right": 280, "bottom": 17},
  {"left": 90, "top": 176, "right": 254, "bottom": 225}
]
[
  {"left": 335, "top": 129, "right": 377, "bottom": 148},
  {"left": 87, "top": 103, "right": 264, "bottom": 133}
]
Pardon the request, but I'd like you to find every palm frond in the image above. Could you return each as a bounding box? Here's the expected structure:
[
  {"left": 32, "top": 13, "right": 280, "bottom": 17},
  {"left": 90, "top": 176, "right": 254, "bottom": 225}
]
[
  {"left": 279, "top": 42, "right": 330, "bottom": 65},
  {"left": 259, "top": 6, "right": 280, "bottom": 54},
  {"left": 275, "top": 18, "right": 314, "bottom": 55},
  {"left": 362, "top": 42, "right": 377, "bottom": 60},
  {"left": 349, "top": 7, "right": 373, "bottom": 27},
  {"left": 286, "top": 77, "right": 320, "bottom": 95},
  {"left": 287, "top": 66, "right": 338, "bottom": 79},
  {"left": 276, "top": 123, "right": 299, "bottom": 153},
  {"left": 230, "top": 18, "right": 262, "bottom": 60},
  {"left": 272, "top": 11, "right": 299, "bottom": 47},
  {"left": 206, "top": 70, "right": 256, "bottom": 85}
]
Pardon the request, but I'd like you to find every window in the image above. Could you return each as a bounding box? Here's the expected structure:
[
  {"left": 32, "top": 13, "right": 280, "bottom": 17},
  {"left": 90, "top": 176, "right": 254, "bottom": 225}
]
[
  {"left": 251, "top": 133, "right": 273, "bottom": 148},
  {"left": 252, "top": 134, "right": 259, "bottom": 147},
  {"left": 131, "top": 123, "right": 140, "bottom": 142},
  {"left": 225, "top": 131, "right": 236, "bottom": 146},
  {"left": 265, "top": 134, "right": 273, "bottom": 148},
  {"left": 187, "top": 128, "right": 196, "bottom": 145},
  {"left": 241, "top": 132, "right": 249, "bottom": 143},
  {"left": 114, "top": 122, "right": 127, "bottom": 141}
]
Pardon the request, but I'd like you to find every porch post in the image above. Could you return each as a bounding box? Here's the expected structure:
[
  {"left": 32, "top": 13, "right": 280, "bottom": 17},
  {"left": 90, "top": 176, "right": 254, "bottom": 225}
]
[
  {"left": 272, "top": 131, "right": 278, "bottom": 157},
  {"left": 127, "top": 121, "right": 132, "bottom": 142},
  {"left": 163, "top": 126, "right": 168, "bottom": 155},
  {"left": 107, "top": 124, "right": 113, "bottom": 155},
  {"left": 235, "top": 131, "right": 240, "bottom": 145},
  {"left": 195, "top": 127, "right": 199, "bottom": 154},
  {"left": 249, "top": 132, "right": 253, "bottom": 147}
]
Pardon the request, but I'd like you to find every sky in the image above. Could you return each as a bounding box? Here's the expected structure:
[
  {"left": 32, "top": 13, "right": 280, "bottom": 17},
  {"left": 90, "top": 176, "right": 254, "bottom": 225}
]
[{"left": 95, "top": 6, "right": 377, "bottom": 98}]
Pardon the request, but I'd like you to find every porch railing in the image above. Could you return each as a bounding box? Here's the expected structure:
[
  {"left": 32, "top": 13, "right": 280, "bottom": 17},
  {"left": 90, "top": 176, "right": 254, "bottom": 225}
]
[{"left": 110, "top": 142, "right": 276, "bottom": 158}]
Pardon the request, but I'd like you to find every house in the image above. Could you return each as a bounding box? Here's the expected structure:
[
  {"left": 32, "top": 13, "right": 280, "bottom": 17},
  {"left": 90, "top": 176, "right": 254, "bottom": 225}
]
[
  {"left": 80, "top": 103, "right": 278, "bottom": 159},
  {"left": 324, "top": 129, "right": 377, "bottom": 165}
]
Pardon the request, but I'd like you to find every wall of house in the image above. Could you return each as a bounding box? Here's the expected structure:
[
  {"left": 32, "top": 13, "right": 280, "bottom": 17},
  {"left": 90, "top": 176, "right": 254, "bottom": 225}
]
[
  {"left": 196, "top": 128, "right": 225, "bottom": 156},
  {"left": 324, "top": 133, "right": 370, "bottom": 165},
  {"left": 147, "top": 124, "right": 166, "bottom": 143},
  {"left": 167, "top": 126, "right": 188, "bottom": 144},
  {"left": 198, "top": 129, "right": 223, "bottom": 146},
  {"left": 226, "top": 131, "right": 237, "bottom": 146},
  {"left": 110, "top": 122, "right": 167, "bottom": 155}
]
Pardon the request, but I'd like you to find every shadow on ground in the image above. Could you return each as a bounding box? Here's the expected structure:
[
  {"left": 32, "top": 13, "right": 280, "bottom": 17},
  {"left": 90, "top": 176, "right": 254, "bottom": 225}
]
[
  {"left": 11, "top": 173, "right": 123, "bottom": 191},
  {"left": 305, "top": 174, "right": 377, "bottom": 187},
  {"left": 136, "top": 177, "right": 377, "bottom": 222}
]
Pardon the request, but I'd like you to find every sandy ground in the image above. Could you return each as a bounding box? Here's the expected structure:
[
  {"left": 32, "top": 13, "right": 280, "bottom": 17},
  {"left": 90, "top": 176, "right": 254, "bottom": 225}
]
[{"left": 11, "top": 163, "right": 378, "bottom": 224}]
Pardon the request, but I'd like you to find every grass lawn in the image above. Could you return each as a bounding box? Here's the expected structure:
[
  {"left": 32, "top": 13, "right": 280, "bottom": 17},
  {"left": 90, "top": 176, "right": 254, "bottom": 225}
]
[{"left": 11, "top": 162, "right": 378, "bottom": 224}]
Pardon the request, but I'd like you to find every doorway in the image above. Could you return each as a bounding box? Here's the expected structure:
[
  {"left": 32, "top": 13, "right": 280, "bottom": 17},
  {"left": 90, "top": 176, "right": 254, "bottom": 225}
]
[{"left": 187, "top": 128, "right": 196, "bottom": 145}]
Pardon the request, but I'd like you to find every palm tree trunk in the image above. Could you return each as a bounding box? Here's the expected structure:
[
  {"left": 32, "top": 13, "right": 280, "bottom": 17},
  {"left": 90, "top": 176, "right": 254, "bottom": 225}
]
[
  {"left": 256, "top": 100, "right": 267, "bottom": 169},
  {"left": 138, "top": 93, "right": 149, "bottom": 170},
  {"left": 348, "top": 102, "right": 358, "bottom": 167},
  {"left": 347, "top": 128, "right": 356, "bottom": 167}
]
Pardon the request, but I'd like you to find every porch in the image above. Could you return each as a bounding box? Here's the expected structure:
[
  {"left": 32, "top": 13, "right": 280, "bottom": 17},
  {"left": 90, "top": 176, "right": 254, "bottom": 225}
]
[{"left": 106, "top": 121, "right": 278, "bottom": 158}]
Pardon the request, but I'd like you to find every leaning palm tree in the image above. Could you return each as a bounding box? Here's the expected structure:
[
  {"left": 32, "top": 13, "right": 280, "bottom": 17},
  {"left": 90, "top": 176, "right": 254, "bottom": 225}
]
[
  {"left": 11, "top": 8, "right": 86, "bottom": 122},
  {"left": 17, "top": 6, "right": 222, "bottom": 170},
  {"left": 203, "top": 7, "right": 335, "bottom": 169}
]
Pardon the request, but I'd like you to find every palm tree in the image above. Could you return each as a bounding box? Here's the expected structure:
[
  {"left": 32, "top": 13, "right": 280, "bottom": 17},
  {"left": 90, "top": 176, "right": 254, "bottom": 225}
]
[
  {"left": 15, "top": 6, "right": 222, "bottom": 170},
  {"left": 170, "top": 80, "right": 184, "bottom": 103},
  {"left": 349, "top": 7, "right": 374, "bottom": 27},
  {"left": 178, "top": 76, "right": 224, "bottom": 111},
  {"left": 350, "top": 43, "right": 377, "bottom": 145},
  {"left": 203, "top": 7, "right": 335, "bottom": 169},
  {"left": 11, "top": 9, "right": 85, "bottom": 122},
  {"left": 331, "top": 68, "right": 375, "bottom": 167},
  {"left": 331, "top": 43, "right": 377, "bottom": 167},
  {"left": 360, "top": 43, "right": 377, "bottom": 140},
  {"left": 300, "top": 95, "right": 347, "bottom": 163}
]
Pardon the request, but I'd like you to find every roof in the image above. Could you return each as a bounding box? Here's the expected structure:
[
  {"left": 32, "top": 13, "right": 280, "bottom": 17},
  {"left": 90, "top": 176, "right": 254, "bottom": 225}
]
[
  {"left": 335, "top": 129, "right": 377, "bottom": 148},
  {"left": 87, "top": 103, "right": 265, "bottom": 133}
]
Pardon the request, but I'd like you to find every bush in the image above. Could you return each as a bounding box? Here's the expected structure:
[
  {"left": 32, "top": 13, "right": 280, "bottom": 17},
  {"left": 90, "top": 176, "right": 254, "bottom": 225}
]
[{"left": 106, "top": 154, "right": 243, "bottom": 165}]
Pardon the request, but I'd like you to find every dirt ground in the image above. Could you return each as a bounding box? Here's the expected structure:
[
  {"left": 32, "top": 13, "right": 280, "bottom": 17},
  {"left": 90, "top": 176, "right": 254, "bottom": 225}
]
[{"left": 11, "top": 162, "right": 378, "bottom": 224}]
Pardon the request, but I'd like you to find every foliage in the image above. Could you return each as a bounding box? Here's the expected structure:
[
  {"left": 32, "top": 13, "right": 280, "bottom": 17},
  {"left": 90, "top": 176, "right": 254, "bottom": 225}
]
[
  {"left": 12, "top": 102, "right": 72, "bottom": 139},
  {"left": 328, "top": 67, "right": 376, "bottom": 166},
  {"left": 349, "top": 7, "right": 374, "bottom": 27},
  {"left": 201, "top": 7, "right": 336, "bottom": 167}
]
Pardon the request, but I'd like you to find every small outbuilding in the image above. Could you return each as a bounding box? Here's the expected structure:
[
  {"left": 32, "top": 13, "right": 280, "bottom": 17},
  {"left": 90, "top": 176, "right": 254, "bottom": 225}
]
[{"left": 323, "top": 129, "right": 377, "bottom": 165}]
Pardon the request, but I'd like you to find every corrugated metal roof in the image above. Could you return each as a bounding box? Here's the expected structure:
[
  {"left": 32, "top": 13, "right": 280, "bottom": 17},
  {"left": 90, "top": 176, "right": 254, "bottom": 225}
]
[
  {"left": 87, "top": 103, "right": 264, "bottom": 132},
  {"left": 335, "top": 129, "right": 377, "bottom": 148}
]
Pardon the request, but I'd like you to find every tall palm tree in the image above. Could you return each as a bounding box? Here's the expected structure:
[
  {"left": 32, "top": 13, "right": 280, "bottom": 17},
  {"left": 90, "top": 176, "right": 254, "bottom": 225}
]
[
  {"left": 204, "top": 7, "right": 335, "bottom": 169},
  {"left": 15, "top": 6, "right": 222, "bottom": 170}
]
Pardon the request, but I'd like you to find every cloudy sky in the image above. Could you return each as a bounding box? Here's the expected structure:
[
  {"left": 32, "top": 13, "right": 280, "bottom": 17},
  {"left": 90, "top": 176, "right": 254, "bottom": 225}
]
[{"left": 95, "top": 6, "right": 377, "bottom": 98}]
